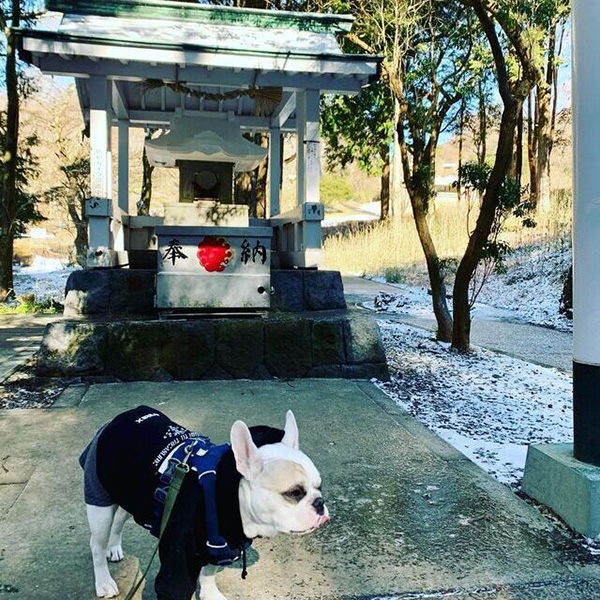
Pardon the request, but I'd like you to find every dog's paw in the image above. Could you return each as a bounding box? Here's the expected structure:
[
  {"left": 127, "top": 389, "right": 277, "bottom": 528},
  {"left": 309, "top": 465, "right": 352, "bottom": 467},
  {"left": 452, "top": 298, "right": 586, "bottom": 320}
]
[
  {"left": 95, "top": 577, "right": 119, "bottom": 598},
  {"left": 106, "top": 544, "right": 124, "bottom": 562}
]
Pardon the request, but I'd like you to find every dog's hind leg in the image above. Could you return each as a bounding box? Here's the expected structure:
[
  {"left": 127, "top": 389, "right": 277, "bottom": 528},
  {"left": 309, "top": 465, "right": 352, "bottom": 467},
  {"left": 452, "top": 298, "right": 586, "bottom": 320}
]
[
  {"left": 198, "top": 565, "right": 226, "bottom": 600},
  {"left": 107, "top": 506, "right": 130, "bottom": 562},
  {"left": 87, "top": 504, "right": 120, "bottom": 598}
]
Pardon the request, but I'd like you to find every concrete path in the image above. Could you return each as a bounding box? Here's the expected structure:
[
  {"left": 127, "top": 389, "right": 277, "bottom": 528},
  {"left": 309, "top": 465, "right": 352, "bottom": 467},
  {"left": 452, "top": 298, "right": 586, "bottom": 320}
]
[
  {"left": 2, "top": 380, "right": 600, "bottom": 599},
  {"left": 344, "top": 276, "right": 573, "bottom": 372},
  {"left": 0, "top": 314, "right": 58, "bottom": 381}
]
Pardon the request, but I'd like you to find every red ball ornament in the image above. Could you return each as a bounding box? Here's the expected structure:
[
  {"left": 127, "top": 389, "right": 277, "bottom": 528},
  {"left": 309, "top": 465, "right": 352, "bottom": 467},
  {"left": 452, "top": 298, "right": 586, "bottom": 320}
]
[{"left": 197, "top": 236, "right": 233, "bottom": 272}]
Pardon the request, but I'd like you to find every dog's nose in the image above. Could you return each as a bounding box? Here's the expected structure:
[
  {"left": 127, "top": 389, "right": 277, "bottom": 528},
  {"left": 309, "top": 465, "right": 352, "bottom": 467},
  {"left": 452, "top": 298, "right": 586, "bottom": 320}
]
[{"left": 312, "top": 496, "right": 325, "bottom": 516}]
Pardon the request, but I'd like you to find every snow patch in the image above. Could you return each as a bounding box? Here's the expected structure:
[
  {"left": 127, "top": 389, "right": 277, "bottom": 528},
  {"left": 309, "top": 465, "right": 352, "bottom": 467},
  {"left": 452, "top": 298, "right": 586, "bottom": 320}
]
[
  {"left": 366, "top": 242, "right": 572, "bottom": 332},
  {"left": 13, "top": 257, "right": 77, "bottom": 302},
  {"left": 376, "top": 321, "right": 572, "bottom": 487}
]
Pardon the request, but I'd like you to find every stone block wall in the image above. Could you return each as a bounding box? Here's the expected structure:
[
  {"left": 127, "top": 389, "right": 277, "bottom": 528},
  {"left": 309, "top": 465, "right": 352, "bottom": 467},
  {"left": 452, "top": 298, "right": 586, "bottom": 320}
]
[{"left": 36, "top": 314, "right": 388, "bottom": 382}]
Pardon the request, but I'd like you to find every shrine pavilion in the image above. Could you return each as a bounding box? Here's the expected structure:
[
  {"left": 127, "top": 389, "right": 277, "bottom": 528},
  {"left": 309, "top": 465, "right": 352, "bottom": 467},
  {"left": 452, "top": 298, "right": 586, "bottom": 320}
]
[{"left": 16, "top": 0, "right": 380, "bottom": 311}]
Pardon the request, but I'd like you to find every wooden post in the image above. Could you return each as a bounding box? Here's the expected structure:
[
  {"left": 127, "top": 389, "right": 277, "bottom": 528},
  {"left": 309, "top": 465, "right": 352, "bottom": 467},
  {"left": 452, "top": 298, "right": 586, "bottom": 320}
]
[{"left": 269, "top": 125, "right": 281, "bottom": 217}]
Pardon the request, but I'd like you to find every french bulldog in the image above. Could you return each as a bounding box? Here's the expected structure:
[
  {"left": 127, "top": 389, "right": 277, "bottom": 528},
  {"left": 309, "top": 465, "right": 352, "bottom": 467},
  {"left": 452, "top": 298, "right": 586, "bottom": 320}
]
[{"left": 80, "top": 406, "right": 329, "bottom": 600}]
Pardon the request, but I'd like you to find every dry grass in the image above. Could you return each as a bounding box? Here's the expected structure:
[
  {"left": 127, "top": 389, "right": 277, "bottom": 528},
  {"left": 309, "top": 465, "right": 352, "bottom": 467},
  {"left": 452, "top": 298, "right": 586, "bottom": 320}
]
[{"left": 323, "top": 189, "right": 572, "bottom": 277}]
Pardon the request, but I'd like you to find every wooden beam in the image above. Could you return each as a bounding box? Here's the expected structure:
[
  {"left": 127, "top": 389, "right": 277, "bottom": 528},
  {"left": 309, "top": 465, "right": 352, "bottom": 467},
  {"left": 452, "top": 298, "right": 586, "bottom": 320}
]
[
  {"left": 111, "top": 79, "right": 129, "bottom": 119},
  {"left": 271, "top": 91, "right": 296, "bottom": 128},
  {"left": 121, "top": 108, "right": 297, "bottom": 131}
]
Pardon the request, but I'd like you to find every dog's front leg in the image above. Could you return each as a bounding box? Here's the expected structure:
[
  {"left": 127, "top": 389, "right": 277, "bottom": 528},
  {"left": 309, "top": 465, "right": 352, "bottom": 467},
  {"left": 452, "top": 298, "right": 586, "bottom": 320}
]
[
  {"left": 107, "top": 506, "right": 130, "bottom": 562},
  {"left": 86, "top": 504, "right": 120, "bottom": 598},
  {"left": 198, "top": 565, "right": 226, "bottom": 600}
]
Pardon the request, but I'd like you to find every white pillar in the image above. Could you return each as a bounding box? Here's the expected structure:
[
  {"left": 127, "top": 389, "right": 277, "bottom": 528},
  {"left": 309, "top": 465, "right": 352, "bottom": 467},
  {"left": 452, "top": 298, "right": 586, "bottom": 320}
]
[
  {"left": 88, "top": 75, "right": 112, "bottom": 252},
  {"left": 117, "top": 119, "right": 129, "bottom": 214},
  {"left": 304, "top": 89, "right": 321, "bottom": 204},
  {"left": 296, "top": 90, "right": 306, "bottom": 205},
  {"left": 572, "top": 0, "right": 600, "bottom": 464},
  {"left": 269, "top": 125, "right": 281, "bottom": 217}
]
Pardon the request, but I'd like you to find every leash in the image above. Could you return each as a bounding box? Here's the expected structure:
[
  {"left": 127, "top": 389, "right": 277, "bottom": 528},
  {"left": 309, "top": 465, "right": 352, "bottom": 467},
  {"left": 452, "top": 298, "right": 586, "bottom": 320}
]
[
  {"left": 122, "top": 439, "right": 249, "bottom": 599},
  {"left": 123, "top": 459, "right": 190, "bottom": 600}
]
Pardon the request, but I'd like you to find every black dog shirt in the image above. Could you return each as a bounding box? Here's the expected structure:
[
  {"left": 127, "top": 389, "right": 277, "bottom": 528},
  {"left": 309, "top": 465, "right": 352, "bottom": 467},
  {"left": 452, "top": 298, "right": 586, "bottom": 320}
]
[{"left": 80, "top": 405, "right": 285, "bottom": 600}]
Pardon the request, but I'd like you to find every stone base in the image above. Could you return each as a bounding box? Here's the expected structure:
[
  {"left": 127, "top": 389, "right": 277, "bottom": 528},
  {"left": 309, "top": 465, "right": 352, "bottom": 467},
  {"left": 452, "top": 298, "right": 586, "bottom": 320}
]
[
  {"left": 64, "top": 268, "right": 347, "bottom": 316},
  {"left": 64, "top": 269, "right": 155, "bottom": 317},
  {"left": 522, "top": 443, "right": 600, "bottom": 538},
  {"left": 271, "top": 269, "right": 346, "bottom": 311},
  {"left": 36, "top": 313, "right": 389, "bottom": 382}
]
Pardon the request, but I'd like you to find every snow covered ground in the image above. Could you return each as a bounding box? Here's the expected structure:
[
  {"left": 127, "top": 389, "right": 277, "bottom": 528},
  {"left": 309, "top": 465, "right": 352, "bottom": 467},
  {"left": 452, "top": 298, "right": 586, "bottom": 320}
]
[
  {"left": 13, "top": 257, "right": 76, "bottom": 303},
  {"left": 367, "top": 242, "right": 572, "bottom": 332},
  {"left": 476, "top": 243, "right": 571, "bottom": 331},
  {"left": 376, "top": 321, "right": 572, "bottom": 487}
]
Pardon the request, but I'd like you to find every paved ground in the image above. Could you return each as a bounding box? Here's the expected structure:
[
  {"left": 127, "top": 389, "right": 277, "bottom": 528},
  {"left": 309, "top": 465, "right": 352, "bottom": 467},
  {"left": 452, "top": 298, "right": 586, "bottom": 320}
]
[
  {"left": 2, "top": 379, "right": 600, "bottom": 600},
  {"left": 344, "top": 276, "right": 573, "bottom": 372},
  {"left": 0, "top": 314, "right": 58, "bottom": 381}
]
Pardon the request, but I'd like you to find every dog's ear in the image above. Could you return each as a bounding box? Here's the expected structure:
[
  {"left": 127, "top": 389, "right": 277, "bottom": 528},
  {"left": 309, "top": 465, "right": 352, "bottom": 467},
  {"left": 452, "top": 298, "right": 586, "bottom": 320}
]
[
  {"left": 230, "top": 420, "right": 263, "bottom": 480},
  {"left": 281, "top": 410, "right": 299, "bottom": 450}
]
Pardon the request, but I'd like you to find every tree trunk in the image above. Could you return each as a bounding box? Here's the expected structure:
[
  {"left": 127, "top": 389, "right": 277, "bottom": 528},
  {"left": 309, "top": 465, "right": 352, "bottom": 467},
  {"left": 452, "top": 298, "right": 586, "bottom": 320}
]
[
  {"left": 390, "top": 97, "right": 408, "bottom": 217},
  {"left": 137, "top": 139, "right": 154, "bottom": 216},
  {"left": 380, "top": 148, "right": 391, "bottom": 220},
  {"left": 235, "top": 171, "right": 253, "bottom": 207},
  {"left": 457, "top": 98, "right": 465, "bottom": 199},
  {"left": 536, "top": 21, "right": 558, "bottom": 214},
  {"left": 253, "top": 133, "right": 268, "bottom": 218},
  {"left": 67, "top": 201, "right": 89, "bottom": 267},
  {"left": 411, "top": 191, "right": 453, "bottom": 341},
  {"left": 0, "top": 0, "right": 21, "bottom": 301},
  {"left": 0, "top": 235, "right": 14, "bottom": 301},
  {"left": 515, "top": 103, "right": 524, "bottom": 187},
  {"left": 74, "top": 222, "right": 89, "bottom": 267},
  {"left": 536, "top": 81, "right": 552, "bottom": 213},
  {"left": 452, "top": 100, "right": 520, "bottom": 352},
  {"left": 478, "top": 78, "right": 487, "bottom": 164},
  {"left": 527, "top": 91, "right": 539, "bottom": 204}
]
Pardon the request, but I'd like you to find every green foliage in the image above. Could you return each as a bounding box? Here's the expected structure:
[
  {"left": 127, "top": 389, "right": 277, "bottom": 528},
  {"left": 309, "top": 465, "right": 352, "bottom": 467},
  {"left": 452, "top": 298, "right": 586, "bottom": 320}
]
[
  {"left": 382, "top": 266, "right": 406, "bottom": 284},
  {"left": 0, "top": 293, "right": 60, "bottom": 314},
  {"left": 458, "top": 160, "right": 536, "bottom": 275},
  {"left": 320, "top": 81, "right": 393, "bottom": 176},
  {"left": 319, "top": 173, "right": 354, "bottom": 206}
]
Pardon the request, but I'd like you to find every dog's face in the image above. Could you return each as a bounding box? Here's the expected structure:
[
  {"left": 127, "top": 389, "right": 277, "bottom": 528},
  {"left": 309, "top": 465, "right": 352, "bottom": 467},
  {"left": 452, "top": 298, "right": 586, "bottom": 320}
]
[{"left": 231, "top": 411, "right": 330, "bottom": 538}]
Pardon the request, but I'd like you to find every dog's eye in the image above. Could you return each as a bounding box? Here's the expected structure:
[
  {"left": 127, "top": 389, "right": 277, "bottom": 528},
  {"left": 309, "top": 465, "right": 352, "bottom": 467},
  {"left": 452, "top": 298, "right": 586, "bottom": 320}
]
[{"left": 283, "top": 486, "right": 306, "bottom": 501}]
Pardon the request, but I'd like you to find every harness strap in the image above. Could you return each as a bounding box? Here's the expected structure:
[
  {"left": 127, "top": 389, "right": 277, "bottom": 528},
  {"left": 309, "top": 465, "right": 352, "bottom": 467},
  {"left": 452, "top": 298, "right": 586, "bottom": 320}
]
[{"left": 124, "top": 462, "right": 189, "bottom": 600}]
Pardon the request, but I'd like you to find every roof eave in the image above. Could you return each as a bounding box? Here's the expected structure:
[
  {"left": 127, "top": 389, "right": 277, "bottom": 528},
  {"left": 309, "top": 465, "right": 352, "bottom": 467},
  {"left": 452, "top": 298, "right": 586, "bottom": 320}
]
[{"left": 17, "top": 28, "right": 381, "bottom": 66}]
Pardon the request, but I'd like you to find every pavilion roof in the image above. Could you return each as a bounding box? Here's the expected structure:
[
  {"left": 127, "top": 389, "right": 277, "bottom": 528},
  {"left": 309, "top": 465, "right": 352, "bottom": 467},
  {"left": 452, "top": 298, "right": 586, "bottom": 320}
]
[{"left": 16, "top": 0, "right": 381, "bottom": 130}]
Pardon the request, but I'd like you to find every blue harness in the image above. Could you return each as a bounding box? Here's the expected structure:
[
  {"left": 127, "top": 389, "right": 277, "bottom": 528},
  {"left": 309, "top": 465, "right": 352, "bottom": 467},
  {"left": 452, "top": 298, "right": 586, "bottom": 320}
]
[{"left": 153, "top": 436, "right": 251, "bottom": 567}]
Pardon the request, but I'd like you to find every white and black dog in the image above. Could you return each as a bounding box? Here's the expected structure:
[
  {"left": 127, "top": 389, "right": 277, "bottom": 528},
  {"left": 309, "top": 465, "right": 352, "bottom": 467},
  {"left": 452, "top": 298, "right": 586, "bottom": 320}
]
[{"left": 80, "top": 405, "right": 329, "bottom": 600}]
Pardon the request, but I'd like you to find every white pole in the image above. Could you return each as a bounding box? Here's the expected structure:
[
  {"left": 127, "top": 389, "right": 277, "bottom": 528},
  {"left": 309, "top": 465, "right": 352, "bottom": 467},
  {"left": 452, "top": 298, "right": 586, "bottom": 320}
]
[
  {"left": 117, "top": 119, "right": 130, "bottom": 214},
  {"left": 296, "top": 90, "right": 306, "bottom": 205},
  {"left": 572, "top": 0, "right": 600, "bottom": 464},
  {"left": 269, "top": 125, "right": 281, "bottom": 217},
  {"left": 304, "top": 89, "right": 321, "bottom": 204},
  {"left": 88, "top": 75, "right": 112, "bottom": 250}
]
